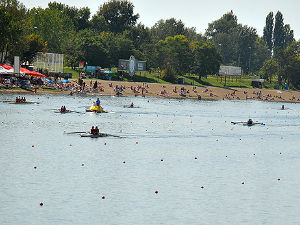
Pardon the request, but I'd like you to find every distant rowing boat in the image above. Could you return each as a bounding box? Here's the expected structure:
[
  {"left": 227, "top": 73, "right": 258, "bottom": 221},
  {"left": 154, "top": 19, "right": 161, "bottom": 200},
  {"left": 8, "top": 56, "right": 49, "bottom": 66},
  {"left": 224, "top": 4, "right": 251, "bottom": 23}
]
[
  {"left": 231, "top": 121, "right": 265, "bottom": 126},
  {"left": 9, "top": 101, "right": 39, "bottom": 104},
  {"left": 80, "top": 133, "right": 110, "bottom": 138}
]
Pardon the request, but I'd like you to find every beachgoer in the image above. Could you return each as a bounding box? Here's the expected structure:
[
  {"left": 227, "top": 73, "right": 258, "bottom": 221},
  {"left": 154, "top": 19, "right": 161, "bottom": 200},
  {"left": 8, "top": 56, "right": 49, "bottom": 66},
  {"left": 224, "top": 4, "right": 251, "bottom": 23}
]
[{"left": 96, "top": 98, "right": 100, "bottom": 106}]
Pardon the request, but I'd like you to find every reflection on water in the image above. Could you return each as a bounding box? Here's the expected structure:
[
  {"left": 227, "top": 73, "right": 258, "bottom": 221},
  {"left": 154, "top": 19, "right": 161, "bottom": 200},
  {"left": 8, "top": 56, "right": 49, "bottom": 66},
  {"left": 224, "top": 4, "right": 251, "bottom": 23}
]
[{"left": 0, "top": 93, "right": 300, "bottom": 225}]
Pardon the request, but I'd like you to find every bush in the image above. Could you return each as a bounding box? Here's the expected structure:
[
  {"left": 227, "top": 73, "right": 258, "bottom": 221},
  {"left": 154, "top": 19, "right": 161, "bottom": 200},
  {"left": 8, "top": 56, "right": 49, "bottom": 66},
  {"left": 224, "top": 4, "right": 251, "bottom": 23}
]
[{"left": 162, "top": 63, "right": 177, "bottom": 83}]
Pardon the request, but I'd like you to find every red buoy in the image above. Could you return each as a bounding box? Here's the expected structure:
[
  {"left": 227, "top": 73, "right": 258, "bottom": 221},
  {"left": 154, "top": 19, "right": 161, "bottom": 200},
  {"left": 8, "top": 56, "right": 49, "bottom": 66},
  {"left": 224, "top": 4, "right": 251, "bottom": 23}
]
[
  {"left": 40, "top": 202, "right": 43, "bottom": 206},
  {"left": 154, "top": 190, "right": 158, "bottom": 194},
  {"left": 200, "top": 186, "right": 204, "bottom": 189},
  {"left": 241, "top": 182, "right": 245, "bottom": 184},
  {"left": 101, "top": 196, "right": 105, "bottom": 199},
  {"left": 277, "top": 178, "right": 280, "bottom": 181},
  {"left": 34, "top": 166, "right": 37, "bottom": 169},
  {"left": 195, "top": 157, "right": 197, "bottom": 160},
  {"left": 32, "top": 145, "right": 34, "bottom": 147}
]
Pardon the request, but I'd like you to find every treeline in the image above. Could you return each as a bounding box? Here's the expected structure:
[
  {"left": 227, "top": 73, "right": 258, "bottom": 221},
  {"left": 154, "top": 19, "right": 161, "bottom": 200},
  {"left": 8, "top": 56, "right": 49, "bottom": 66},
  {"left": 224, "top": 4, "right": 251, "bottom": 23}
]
[{"left": 1, "top": 0, "right": 299, "bottom": 88}]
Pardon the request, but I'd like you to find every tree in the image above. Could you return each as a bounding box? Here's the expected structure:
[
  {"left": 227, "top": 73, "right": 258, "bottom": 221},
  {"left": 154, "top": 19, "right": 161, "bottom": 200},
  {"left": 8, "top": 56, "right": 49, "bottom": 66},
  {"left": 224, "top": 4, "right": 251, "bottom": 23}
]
[
  {"left": 29, "top": 7, "right": 75, "bottom": 53},
  {"left": 263, "top": 12, "right": 273, "bottom": 51},
  {"left": 283, "top": 24, "right": 294, "bottom": 47},
  {"left": 251, "top": 38, "right": 270, "bottom": 73},
  {"left": 23, "top": 33, "right": 47, "bottom": 63},
  {"left": 0, "top": 0, "right": 29, "bottom": 63},
  {"left": 274, "top": 11, "right": 285, "bottom": 50},
  {"left": 154, "top": 35, "right": 191, "bottom": 75},
  {"left": 94, "top": 0, "right": 139, "bottom": 33},
  {"left": 151, "top": 18, "right": 186, "bottom": 41},
  {"left": 48, "top": 2, "right": 91, "bottom": 31},
  {"left": 259, "top": 59, "right": 278, "bottom": 83},
  {"left": 190, "top": 41, "right": 222, "bottom": 80},
  {"left": 206, "top": 11, "right": 238, "bottom": 38},
  {"left": 64, "top": 29, "right": 108, "bottom": 67},
  {"left": 162, "top": 62, "right": 177, "bottom": 82}
]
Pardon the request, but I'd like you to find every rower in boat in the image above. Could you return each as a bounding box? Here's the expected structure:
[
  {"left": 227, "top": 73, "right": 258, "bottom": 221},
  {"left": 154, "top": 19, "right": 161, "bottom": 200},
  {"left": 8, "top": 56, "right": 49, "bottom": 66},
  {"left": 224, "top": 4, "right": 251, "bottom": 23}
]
[
  {"left": 86, "top": 98, "right": 105, "bottom": 113},
  {"left": 247, "top": 119, "right": 253, "bottom": 125},
  {"left": 96, "top": 98, "right": 100, "bottom": 106},
  {"left": 129, "top": 102, "right": 134, "bottom": 108},
  {"left": 60, "top": 106, "right": 66, "bottom": 112},
  {"left": 90, "top": 126, "right": 99, "bottom": 135}
]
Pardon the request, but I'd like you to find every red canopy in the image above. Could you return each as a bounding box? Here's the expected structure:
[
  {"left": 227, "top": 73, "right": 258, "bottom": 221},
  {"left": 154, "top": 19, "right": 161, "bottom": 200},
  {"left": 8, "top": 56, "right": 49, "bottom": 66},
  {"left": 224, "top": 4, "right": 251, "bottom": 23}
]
[{"left": 0, "top": 64, "right": 46, "bottom": 78}]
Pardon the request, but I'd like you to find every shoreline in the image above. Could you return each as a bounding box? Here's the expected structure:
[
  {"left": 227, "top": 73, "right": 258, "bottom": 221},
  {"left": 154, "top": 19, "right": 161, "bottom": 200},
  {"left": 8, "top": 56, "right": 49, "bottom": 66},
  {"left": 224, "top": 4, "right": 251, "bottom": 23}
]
[{"left": 1, "top": 79, "right": 300, "bottom": 103}]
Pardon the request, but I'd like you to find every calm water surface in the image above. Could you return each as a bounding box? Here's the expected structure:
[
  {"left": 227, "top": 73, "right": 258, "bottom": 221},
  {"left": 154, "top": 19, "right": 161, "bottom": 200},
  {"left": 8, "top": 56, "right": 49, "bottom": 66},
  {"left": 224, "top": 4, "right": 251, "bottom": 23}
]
[{"left": 0, "top": 93, "right": 299, "bottom": 225}]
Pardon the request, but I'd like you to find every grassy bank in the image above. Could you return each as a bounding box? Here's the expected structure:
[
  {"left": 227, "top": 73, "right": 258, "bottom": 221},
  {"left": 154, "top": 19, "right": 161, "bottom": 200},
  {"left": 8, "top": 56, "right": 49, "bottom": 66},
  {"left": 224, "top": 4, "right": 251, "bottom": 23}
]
[{"left": 64, "top": 67, "right": 280, "bottom": 90}]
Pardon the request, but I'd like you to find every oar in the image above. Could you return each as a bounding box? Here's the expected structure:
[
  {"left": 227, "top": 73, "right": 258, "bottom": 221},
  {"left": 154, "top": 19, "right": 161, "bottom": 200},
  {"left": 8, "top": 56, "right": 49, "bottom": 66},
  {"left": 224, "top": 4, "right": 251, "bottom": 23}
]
[
  {"left": 231, "top": 121, "right": 244, "bottom": 125},
  {"left": 65, "top": 131, "right": 88, "bottom": 134}
]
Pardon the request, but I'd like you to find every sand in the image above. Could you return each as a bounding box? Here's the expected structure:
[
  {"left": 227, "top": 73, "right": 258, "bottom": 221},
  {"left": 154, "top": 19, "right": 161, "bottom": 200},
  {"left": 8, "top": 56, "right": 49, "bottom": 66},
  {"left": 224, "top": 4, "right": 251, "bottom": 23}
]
[{"left": 1, "top": 78, "right": 300, "bottom": 103}]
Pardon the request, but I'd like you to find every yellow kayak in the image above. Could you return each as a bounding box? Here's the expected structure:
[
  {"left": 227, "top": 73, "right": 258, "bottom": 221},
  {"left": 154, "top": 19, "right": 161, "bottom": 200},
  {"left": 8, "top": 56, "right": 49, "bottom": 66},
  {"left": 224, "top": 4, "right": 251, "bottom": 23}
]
[{"left": 86, "top": 105, "right": 106, "bottom": 113}]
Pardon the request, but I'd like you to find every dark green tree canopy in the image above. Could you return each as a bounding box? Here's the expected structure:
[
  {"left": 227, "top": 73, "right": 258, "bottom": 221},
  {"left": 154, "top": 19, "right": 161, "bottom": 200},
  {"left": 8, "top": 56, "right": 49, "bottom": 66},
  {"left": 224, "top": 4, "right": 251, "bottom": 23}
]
[
  {"left": 95, "top": 0, "right": 139, "bottom": 33},
  {"left": 263, "top": 12, "right": 273, "bottom": 51},
  {"left": 206, "top": 10, "right": 238, "bottom": 38},
  {"left": 274, "top": 11, "right": 285, "bottom": 50},
  {"left": 48, "top": 2, "right": 91, "bottom": 31}
]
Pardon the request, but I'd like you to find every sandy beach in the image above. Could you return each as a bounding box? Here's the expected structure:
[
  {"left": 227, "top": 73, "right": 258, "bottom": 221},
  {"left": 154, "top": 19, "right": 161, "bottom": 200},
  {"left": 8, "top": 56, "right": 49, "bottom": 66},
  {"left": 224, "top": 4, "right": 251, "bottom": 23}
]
[{"left": 1, "top": 78, "right": 300, "bottom": 103}]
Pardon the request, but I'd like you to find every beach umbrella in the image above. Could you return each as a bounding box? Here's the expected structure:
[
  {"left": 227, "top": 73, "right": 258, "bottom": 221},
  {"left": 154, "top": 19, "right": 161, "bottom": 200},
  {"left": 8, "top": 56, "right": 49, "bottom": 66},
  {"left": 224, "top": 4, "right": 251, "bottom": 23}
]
[
  {"left": 60, "top": 79, "right": 70, "bottom": 83},
  {"left": 45, "top": 79, "right": 54, "bottom": 84},
  {"left": 104, "top": 70, "right": 115, "bottom": 74}
]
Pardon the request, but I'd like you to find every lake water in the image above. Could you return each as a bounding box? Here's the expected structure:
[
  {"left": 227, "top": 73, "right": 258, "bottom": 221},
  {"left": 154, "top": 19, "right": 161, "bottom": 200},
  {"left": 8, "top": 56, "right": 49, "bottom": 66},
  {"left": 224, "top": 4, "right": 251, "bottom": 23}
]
[{"left": 0, "top": 93, "right": 299, "bottom": 225}]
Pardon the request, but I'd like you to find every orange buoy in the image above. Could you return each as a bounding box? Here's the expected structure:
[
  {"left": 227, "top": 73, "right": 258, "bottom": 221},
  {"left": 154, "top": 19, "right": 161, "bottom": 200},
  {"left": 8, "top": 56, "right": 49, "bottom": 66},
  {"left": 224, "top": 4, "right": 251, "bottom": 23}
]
[{"left": 40, "top": 202, "right": 43, "bottom": 206}]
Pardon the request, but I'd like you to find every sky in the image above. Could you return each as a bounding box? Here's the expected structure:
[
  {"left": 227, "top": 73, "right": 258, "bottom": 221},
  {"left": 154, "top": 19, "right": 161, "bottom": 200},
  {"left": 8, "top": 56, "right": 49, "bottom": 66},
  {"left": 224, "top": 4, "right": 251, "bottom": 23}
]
[{"left": 21, "top": 0, "right": 300, "bottom": 40}]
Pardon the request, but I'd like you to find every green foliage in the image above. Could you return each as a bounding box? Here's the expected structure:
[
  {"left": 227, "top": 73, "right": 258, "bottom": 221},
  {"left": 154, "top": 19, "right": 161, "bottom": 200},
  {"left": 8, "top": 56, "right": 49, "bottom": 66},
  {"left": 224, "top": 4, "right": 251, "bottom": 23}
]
[
  {"left": 154, "top": 35, "right": 191, "bottom": 75},
  {"left": 95, "top": 0, "right": 139, "bottom": 33},
  {"left": 0, "top": 0, "right": 28, "bottom": 62},
  {"left": 23, "top": 33, "right": 47, "bottom": 63},
  {"left": 207, "top": 11, "right": 258, "bottom": 74},
  {"left": 251, "top": 38, "right": 270, "bottom": 73},
  {"left": 48, "top": 2, "right": 91, "bottom": 31},
  {"left": 274, "top": 11, "right": 285, "bottom": 50},
  {"left": 206, "top": 10, "right": 238, "bottom": 37},
  {"left": 29, "top": 7, "right": 75, "bottom": 53},
  {"left": 259, "top": 59, "right": 278, "bottom": 82},
  {"left": 263, "top": 12, "right": 273, "bottom": 51},
  {"left": 161, "top": 63, "right": 177, "bottom": 82},
  {"left": 190, "top": 41, "right": 222, "bottom": 80}
]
